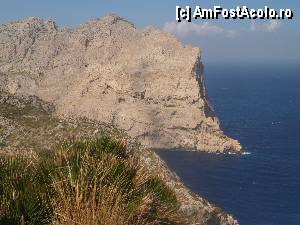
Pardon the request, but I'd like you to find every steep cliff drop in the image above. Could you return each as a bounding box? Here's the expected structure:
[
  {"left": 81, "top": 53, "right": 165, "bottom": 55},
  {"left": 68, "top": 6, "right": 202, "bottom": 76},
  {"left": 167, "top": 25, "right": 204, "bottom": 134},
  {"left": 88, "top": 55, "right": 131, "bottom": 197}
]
[
  {"left": 0, "top": 15, "right": 241, "bottom": 153},
  {"left": 0, "top": 15, "right": 242, "bottom": 225}
]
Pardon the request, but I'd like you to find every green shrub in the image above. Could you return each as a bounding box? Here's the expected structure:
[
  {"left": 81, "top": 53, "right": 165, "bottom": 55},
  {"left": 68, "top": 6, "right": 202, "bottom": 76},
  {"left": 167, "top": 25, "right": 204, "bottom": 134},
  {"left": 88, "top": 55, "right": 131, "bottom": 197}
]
[
  {"left": 0, "top": 135, "right": 181, "bottom": 225},
  {"left": 0, "top": 153, "right": 52, "bottom": 225}
]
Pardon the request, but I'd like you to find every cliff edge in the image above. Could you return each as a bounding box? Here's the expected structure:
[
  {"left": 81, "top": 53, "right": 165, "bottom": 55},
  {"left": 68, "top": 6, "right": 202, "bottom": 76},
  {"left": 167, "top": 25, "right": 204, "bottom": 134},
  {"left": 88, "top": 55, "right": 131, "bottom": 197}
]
[{"left": 0, "top": 15, "right": 241, "bottom": 153}]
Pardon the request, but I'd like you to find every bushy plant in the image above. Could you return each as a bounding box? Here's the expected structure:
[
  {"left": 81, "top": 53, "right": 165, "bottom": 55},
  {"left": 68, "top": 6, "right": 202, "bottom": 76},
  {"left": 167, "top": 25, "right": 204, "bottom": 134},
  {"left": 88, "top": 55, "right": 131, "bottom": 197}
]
[
  {"left": 0, "top": 153, "right": 52, "bottom": 225},
  {"left": 0, "top": 135, "right": 182, "bottom": 225}
]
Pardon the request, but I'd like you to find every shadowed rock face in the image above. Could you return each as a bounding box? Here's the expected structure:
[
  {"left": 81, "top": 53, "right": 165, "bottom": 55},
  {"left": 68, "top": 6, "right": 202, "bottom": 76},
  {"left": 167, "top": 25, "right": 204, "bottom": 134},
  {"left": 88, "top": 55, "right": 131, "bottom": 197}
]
[{"left": 0, "top": 15, "right": 241, "bottom": 153}]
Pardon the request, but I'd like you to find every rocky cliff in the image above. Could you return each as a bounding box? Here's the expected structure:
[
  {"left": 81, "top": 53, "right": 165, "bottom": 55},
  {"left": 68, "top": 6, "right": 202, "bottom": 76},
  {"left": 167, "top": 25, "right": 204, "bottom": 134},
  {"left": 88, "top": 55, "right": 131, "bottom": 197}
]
[
  {"left": 0, "top": 92, "right": 238, "bottom": 225},
  {"left": 0, "top": 15, "right": 240, "bottom": 153}
]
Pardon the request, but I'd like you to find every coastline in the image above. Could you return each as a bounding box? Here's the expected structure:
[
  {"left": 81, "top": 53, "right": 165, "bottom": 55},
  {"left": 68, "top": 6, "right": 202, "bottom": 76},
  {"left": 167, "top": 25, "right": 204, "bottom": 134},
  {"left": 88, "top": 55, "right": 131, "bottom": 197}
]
[{"left": 0, "top": 92, "right": 239, "bottom": 225}]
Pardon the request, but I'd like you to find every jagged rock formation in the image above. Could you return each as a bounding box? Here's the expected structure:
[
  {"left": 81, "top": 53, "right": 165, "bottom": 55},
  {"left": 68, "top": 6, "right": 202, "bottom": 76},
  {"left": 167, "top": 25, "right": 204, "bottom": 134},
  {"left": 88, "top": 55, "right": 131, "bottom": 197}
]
[
  {"left": 0, "top": 92, "right": 239, "bottom": 225},
  {"left": 0, "top": 15, "right": 241, "bottom": 153}
]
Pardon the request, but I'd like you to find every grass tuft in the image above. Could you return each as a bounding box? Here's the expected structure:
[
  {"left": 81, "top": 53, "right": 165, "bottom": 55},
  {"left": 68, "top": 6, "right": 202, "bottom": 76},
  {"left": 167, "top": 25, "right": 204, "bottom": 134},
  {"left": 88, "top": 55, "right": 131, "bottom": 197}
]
[{"left": 0, "top": 135, "right": 182, "bottom": 225}]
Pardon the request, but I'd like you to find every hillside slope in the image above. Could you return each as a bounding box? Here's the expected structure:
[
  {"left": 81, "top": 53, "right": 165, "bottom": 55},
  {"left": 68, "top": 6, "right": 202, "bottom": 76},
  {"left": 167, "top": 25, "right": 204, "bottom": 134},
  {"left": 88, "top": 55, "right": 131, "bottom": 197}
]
[{"left": 0, "top": 92, "right": 238, "bottom": 225}]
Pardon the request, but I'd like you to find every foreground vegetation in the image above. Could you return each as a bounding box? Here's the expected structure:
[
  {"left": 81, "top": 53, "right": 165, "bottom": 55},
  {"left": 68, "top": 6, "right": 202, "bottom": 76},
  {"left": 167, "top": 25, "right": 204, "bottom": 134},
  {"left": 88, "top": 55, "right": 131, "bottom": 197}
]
[{"left": 0, "top": 135, "right": 181, "bottom": 225}]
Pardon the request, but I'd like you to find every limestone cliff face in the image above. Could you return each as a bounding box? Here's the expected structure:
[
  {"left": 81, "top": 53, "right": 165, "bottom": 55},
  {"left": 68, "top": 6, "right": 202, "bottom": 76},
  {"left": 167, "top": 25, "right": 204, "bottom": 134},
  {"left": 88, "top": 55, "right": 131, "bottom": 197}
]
[{"left": 0, "top": 15, "right": 241, "bottom": 153}]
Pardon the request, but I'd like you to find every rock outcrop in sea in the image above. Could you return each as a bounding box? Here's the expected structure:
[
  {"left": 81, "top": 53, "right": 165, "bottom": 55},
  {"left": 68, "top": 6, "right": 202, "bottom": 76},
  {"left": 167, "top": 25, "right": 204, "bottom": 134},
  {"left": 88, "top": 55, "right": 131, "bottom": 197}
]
[{"left": 0, "top": 15, "right": 241, "bottom": 153}]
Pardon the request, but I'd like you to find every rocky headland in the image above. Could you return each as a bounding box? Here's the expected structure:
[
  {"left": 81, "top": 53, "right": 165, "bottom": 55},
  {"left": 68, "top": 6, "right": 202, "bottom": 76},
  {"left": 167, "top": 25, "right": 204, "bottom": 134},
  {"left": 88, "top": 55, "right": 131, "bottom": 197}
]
[
  {"left": 0, "top": 15, "right": 241, "bottom": 153},
  {"left": 0, "top": 15, "right": 241, "bottom": 225}
]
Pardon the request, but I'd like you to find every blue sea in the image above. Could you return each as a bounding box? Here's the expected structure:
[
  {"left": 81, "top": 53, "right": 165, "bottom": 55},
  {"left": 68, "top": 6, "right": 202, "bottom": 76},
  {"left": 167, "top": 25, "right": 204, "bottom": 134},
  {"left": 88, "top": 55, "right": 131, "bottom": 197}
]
[{"left": 157, "top": 63, "right": 300, "bottom": 225}]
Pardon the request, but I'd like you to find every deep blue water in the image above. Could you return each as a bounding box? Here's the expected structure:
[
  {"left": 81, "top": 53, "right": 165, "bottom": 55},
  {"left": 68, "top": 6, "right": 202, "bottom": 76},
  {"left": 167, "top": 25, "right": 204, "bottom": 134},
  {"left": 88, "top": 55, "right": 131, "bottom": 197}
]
[{"left": 157, "top": 63, "right": 300, "bottom": 225}]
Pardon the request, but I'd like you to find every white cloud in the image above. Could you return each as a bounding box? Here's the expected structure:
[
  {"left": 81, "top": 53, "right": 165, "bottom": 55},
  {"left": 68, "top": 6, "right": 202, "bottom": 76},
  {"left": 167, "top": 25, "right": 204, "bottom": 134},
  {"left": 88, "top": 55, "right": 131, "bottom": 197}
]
[
  {"left": 163, "top": 20, "right": 281, "bottom": 40},
  {"left": 264, "top": 20, "right": 281, "bottom": 32},
  {"left": 163, "top": 21, "right": 238, "bottom": 38},
  {"left": 250, "top": 20, "right": 281, "bottom": 32}
]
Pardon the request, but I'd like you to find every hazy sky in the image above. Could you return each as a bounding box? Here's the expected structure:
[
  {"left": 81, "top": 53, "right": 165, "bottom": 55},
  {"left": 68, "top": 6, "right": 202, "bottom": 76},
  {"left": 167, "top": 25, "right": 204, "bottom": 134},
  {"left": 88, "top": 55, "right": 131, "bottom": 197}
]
[{"left": 1, "top": 0, "right": 299, "bottom": 63}]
